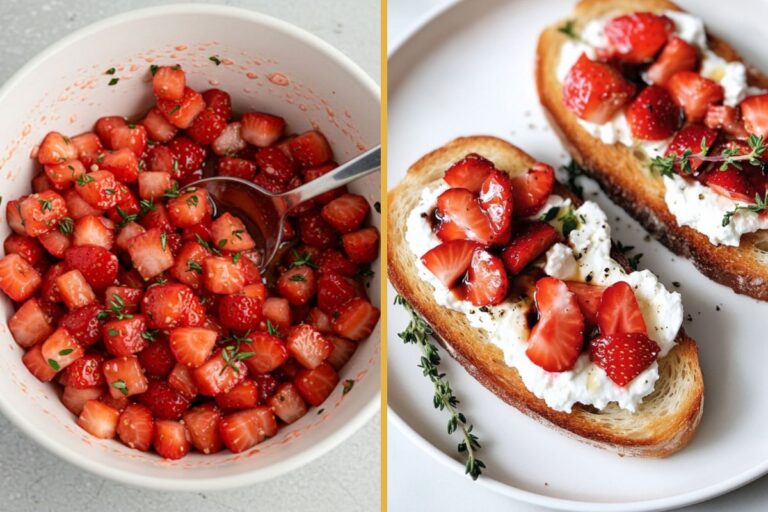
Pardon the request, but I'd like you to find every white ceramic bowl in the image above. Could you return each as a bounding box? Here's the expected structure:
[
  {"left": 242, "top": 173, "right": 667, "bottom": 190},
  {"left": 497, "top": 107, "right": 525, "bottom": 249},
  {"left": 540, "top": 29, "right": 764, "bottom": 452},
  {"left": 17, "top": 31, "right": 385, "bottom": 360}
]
[{"left": 0, "top": 4, "right": 380, "bottom": 490}]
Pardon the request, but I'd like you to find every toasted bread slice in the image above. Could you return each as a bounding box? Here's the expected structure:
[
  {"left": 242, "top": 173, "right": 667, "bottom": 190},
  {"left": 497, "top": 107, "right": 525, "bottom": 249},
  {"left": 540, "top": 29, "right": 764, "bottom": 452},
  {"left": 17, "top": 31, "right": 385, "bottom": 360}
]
[
  {"left": 536, "top": 0, "right": 768, "bottom": 300},
  {"left": 388, "top": 136, "right": 704, "bottom": 457}
]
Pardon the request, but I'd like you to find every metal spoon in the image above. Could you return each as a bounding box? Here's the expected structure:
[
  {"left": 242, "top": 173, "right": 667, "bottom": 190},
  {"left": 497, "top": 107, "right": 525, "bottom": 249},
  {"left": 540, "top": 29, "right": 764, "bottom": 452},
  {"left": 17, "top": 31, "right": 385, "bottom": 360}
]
[{"left": 184, "top": 145, "right": 380, "bottom": 270}]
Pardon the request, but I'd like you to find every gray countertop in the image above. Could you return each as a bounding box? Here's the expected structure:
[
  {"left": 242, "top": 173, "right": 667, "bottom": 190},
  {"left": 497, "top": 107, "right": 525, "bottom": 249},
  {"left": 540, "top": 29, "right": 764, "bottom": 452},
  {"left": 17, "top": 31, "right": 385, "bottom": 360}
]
[{"left": 0, "top": 1, "right": 380, "bottom": 511}]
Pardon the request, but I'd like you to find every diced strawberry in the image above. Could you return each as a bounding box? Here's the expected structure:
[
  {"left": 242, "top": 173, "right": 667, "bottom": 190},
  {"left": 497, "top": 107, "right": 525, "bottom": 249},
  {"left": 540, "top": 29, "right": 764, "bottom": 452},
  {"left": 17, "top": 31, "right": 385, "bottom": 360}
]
[
  {"left": 6, "top": 199, "right": 26, "bottom": 235},
  {"left": 646, "top": 36, "right": 698, "bottom": 86},
  {"left": 218, "top": 407, "right": 276, "bottom": 453},
  {"left": 167, "top": 136, "right": 206, "bottom": 179},
  {"left": 565, "top": 281, "right": 606, "bottom": 327},
  {"left": 18, "top": 190, "right": 67, "bottom": 236},
  {"left": 435, "top": 188, "right": 493, "bottom": 245},
  {"left": 203, "top": 256, "right": 245, "bottom": 294},
  {"left": 294, "top": 362, "right": 339, "bottom": 406},
  {"left": 22, "top": 344, "right": 57, "bottom": 381},
  {"left": 604, "top": 12, "right": 674, "bottom": 63},
  {"left": 626, "top": 85, "right": 681, "bottom": 140},
  {"left": 62, "top": 385, "right": 104, "bottom": 415},
  {"left": 186, "top": 108, "right": 227, "bottom": 145},
  {"left": 316, "top": 249, "right": 357, "bottom": 277},
  {"left": 103, "top": 315, "right": 148, "bottom": 356},
  {"left": 115, "top": 221, "right": 145, "bottom": 251},
  {"left": 597, "top": 281, "right": 648, "bottom": 337},
  {"left": 239, "top": 113, "right": 285, "bottom": 148},
  {"left": 255, "top": 146, "right": 297, "bottom": 184},
  {"left": 342, "top": 227, "right": 379, "bottom": 264},
  {"left": 332, "top": 297, "right": 380, "bottom": 341},
  {"left": 479, "top": 169, "right": 513, "bottom": 242},
  {"left": 60, "top": 303, "right": 102, "bottom": 346},
  {"left": 211, "top": 122, "right": 247, "bottom": 156},
  {"left": 526, "top": 277, "right": 585, "bottom": 372},
  {"left": 75, "top": 170, "right": 119, "bottom": 209},
  {"left": 252, "top": 373, "right": 277, "bottom": 403},
  {"left": 142, "top": 283, "right": 205, "bottom": 329},
  {"left": 421, "top": 240, "right": 478, "bottom": 288},
  {"left": 667, "top": 71, "right": 724, "bottom": 122},
  {"left": 193, "top": 349, "right": 247, "bottom": 396},
  {"left": 276, "top": 266, "right": 316, "bottom": 306},
  {"left": 138, "top": 171, "right": 173, "bottom": 201},
  {"left": 107, "top": 184, "right": 140, "bottom": 224},
  {"left": 240, "top": 332, "right": 288, "bottom": 374},
  {"left": 303, "top": 163, "right": 346, "bottom": 205},
  {"left": 44, "top": 159, "right": 86, "bottom": 190},
  {"left": 262, "top": 297, "right": 292, "bottom": 333},
  {"left": 216, "top": 294, "right": 262, "bottom": 331},
  {"left": 288, "top": 131, "right": 333, "bottom": 167},
  {"left": 268, "top": 383, "right": 308, "bottom": 424},
  {"left": 66, "top": 354, "right": 106, "bottom": 389},
  {"left": 64, "top": 244, "right": 118, "bottom": 290},
  {"left": 210, "top": 212, "right": 255, "bottom": 252},
  {"left": 285, "top": 324, "right": 333, "bottom": 370},
  {"left": 103, "top": 355, "right": 148, "bottom": 398},
  {"left": 705, "top": 105, "right": 748, "bottom": 139},
  {"left": 100, "top": 393, "right": 129, "bottom": 412},
  {"left": 72, "top": 215, "right": 114, "bottom": 250},
  {"left": 153, "top": 420, "right": 190, "bottom": 459},
  {"left": 127, "top": 228, "right": 174, "bottom": 279},
  {"left": 702, "top": 163, "right": 760, "bottom": 202},
  {"left": 32, "top": 174, "right": 53, "bottom": 193},
  {"left": 589, "top": 332, "right": 661, "bottom": 386},
  {"left": 116, "top": 403, "right": 154, "bottom": 451},
  {"left": 167, "top": 188, "right": 209, "bottom": 229},
  {"left": 146, "top": 145, "right": 175, "bottom": 174},
  {"left": 202, "top": 88, "right": 232, "bottom": 120},
  {"left": 140, "top": 202, "right": 174, "bottom": 233},
  {"left": 8, "top": 298, "right": 55, "bottom": 348},
  {"left": 252, "top": 172, "right": 290, "bottom": 194},
  {"left": 326, "top": 335, "right": 357, "bottom": 370},
  {"left": 109, "top": 124, "right": 147, "bottom": 158},
  {"left": 38, "top": 230, "right": 71, "bottom": 258},
  {"left": 168, "top": 241, "right": 208, "bottom": 289},
  {"left": 142, "top": 108, "right": 178, "bottom": 143},
  {"left": 459, "top": 248, "right": 508, "bottom": 307},
  {"left": 4, "top": 234, "right": 43, "bottom": 266},
  {"left": 316, "top": 271, "right": 363, "bottom": 315},
  {"left": 562, "top": 54, "right": 636, "bottom": 123},
  {"left": 740, "top": 94, "right": 768, "bottom": 137},
  {"left": 183, "top": 404, "right": 223, "bottom": 454},
  {"left": 152, "top": 65, "right": 186, "bottom": 101},
  {"left": 664, "top": 124, "right": 719, "bottom": 175},
  {"left": 137, "top": 379, "right": 190, "bottom": 420},
  {"left": 158, "top": 86, "right": 205, "bottom": 129},
  {"left": 78, "top": 399, "right": 119, "bottom": 439},
  {"left": 104, "top": 286, "right": 142, "bottom": 313},
  {"left": 215, "top": 379, "right": 259, "bottom": 410},
  {"left": 99, "top": 148, "right": 140, "bottom": 183},
  {"left": 39, "top": 261, "right": 66, "bottom": 303},
  {"left": 168, "top": 362, "right": 199, "bottom": 400},
  {"left": 71, "top": 133, "right": 103, "bottom": 168},
  {"left": 64, "top": 188, "right": 102, "bottom": 219},
  {"left": 38, "top": 132, "right": 78, "bottom": 165},
  {"left": 320, "top": 193, "right": 370, "bottom": 234},
  {"left": 502, "top": 222, "right": 559, "bottom": 274},
  {"left": 95, "top": 116, "right": 127, "bottom": 147},
  {"left": 56, "top": 269, "right": 95, "bottom": 309},
  {"left": 168, "top": 327, "right": 217, "bottom": 368},
  {"left": 443, "top": 153, "right": 495, "bottom": 192},
  {"left": 40, "top": 327, "right": 83, "bottom": 372},
  {"left": 137, "top": 337, "right": 175, "bottom": 378},
  {"left": 218, "top": 157, "right": 257, "bottom": 180},
  {"left": 298, "top": 210, "right": 339, "bottom": 247}
]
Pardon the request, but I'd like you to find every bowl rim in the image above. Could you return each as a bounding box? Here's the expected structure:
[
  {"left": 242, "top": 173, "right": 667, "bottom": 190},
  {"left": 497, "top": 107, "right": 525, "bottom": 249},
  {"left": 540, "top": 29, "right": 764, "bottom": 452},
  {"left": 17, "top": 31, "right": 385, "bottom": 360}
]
[{"left": 0, "top": 2, "right": 381, "bottom": 491}]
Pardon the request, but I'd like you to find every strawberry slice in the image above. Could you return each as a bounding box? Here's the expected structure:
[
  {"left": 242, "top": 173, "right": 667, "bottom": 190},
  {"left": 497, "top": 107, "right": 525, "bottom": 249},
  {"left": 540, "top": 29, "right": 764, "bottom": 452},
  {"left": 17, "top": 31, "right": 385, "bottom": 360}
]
[
  {"left": 562, "top": 54, "right": 636, "bottom": 123},
  {"left": 240, "top": 112, "right": 286, "bottom": 147},
  {"left": 501, "top": 221, "right": 558, "bottom": 274},
  {"left": 664, "top": 124, "right": 719, "bottom": 175},
  {"left": 286, "top": 324, "right": 333, "bottom": 370},
  {"left": 646, "top": 36, "right": 698, "bottom": 86},
  {"left": 77, "top": 400, "right": 119, "bottom": 439},
  {"left": 23, "top": 344, "right": 58, "bottom": 382},
  {"left": 740, "top": 94, "right": 768, "bottom": 137},
  {"left": 183, "top": 404, "right": 223, "bottom": 454},
  {"left": 75, "top": 170, "right": 119, "bottom": 210},
  {"left": 626, "top": 85, "right": 681, "bottom": 140},
  {"left": 169, "top": 327, "right": 218, "bottom": 368},
  {"left": 604, "top": 12, "right": 674, "bottom": 63},
  {"left": 217, "top": 294, "right": 263, "bottom": 331},
  {"left": 526, "top": 277, "right": 585, "bottom": 372},
  {"left": 210, "top": 212, "right": 255, "bottom": 252},
  {"left": 41, "top": 327, "right": 84, "bottom": 372},
  {"left": 268, "top": 383, "right": 308, "bottom": 424},
  {"left": 421, "top": 240, "right": 479, "bottom": 288},
  {"left": 332, "top": 298, "right": 380, "bottom": 341},
  {"left": 589, "top": 332, "right": 661, "bottom": 386},
  {"left": 212, "top": 122, "right": 247, "bottom": 156},
  {"left": 510, "top": 163, "right": 555, "bottom": 217},
  {"left": 705, "top": 105, "right": 748, "bottom": 139},
  {"left": 39, "top": 230, "right": 71, "bottom": 258},
  {"left": 153, "top": 420, "right": 190, "bottom": 460},
  {"left": 73, "top": 215, "right": 115, "bottom": 250},
  {"left": 288, "top": 130, "right": 333, "bottom": 167},
  {"left": 462, "top": 248, "right": 508, "bottom": 307},
  {"left": 435, "top": 188, "right": 494, "bottom": 244},
  {"left": 109, "top": 125, "right": 147, "bottom": 159},
  {"left": 192, "top": 349, "right": 247, "bottom": 396},
  {"left": 277, "top": 266, "right": 317, "bottom": 306},
  {"left": 564, "top": 281, "right": 606, "bottom": 327},
  {"left": 326, "top": 335, "right": 357, "bottom": 370},
  {"left": 117, "top": 403, "right": 154, "bottom": 451},
  {"left": 44, "top": 159, "right": 86, "bottom": 190},
  {"left": 65, "top": 354, "right": 105, "bottom": 389},
  {"left": 4, "top": 234, "right": 44, "bottom": 266},
  {"left": 294, "top": 362, "right": 339, "bottom": 406},
  {"left": 701, "top": 164, "right": 761, "bottom": 202},
  {"left": 18, "top": 190, "right": 67, "bottom": 236},
  {"left": 479, "top": 170, "right": 513, "bottom": 243},
  {"left": 443, "top": 153, "right": 496, "bottom": 192},
  {"left": 218, "top": 407, "right": 277, "bottom": 453},
  {"left": 597, "top": 281, "right": 647, "bottom": 336},
  {"left": 667, "top": 71, "right": 724, "bottom": 122},
  {"left": 128, "top": 228, "right": 175, "bottom": 280},
  {"left": 0, "top": 254, "right": 42, "bottom": 302},
  {"left": 262, "top": 297, "right": 292, "bottom": 332}
]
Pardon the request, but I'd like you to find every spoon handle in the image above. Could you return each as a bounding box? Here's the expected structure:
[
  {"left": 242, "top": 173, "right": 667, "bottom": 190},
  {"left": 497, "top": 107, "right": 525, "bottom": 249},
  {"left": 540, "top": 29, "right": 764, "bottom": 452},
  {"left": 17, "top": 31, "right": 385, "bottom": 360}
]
[{"left": 282, "top": 145, "right": 380, "bottom": 208}]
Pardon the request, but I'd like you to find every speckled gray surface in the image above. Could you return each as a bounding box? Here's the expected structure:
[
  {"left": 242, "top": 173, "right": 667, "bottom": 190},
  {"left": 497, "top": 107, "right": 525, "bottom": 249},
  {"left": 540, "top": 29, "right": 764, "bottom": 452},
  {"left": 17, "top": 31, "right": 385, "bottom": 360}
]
[{"left": 0, "top": 1, "right": 380, "bottom": 511}]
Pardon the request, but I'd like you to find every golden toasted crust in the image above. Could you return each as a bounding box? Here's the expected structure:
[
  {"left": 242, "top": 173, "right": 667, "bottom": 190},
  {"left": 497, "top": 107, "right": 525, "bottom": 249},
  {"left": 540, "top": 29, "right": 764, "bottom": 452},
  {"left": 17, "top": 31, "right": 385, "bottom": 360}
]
[
  {"left": 388, "top": 136, "right": 704, "bottom": 457},
  {"left": 536, "top": 0, "right": 768, "bottom": 300}
]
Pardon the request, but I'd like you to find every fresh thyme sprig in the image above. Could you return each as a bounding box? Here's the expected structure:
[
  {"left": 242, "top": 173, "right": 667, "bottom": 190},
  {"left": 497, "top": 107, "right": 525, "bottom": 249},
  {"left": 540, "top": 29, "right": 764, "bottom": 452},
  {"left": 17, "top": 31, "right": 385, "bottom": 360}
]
[
  {"left": 97, "top": 293, "right": 134, "bottom": 320},
  {"left": 557, "top": 19, "right": 580, "bottom": 41},
  {"left": 395, "top": 295, "right": 485, "bottom": 480},
  {"left": 722, "top": 191, "right": 768, "bottom": 226},
  {"left": 560, "top": 159, "right": 585, "bottom": 197},
  {"left": 650, "top": 134, "right": 766, "bottom": 177},
  {"left": 220, "top": 331, "right": 255, "bottom": 375}
]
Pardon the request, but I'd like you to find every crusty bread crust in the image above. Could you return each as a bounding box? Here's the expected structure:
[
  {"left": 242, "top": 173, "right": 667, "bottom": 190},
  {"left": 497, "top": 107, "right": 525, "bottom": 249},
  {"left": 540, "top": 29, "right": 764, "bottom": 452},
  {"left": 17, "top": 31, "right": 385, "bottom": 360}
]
[
  {"left": 536, "top": 0, "right": 768, "bottom": 300},
  {"left": 388, "top": 136, "right": 704, "bottom": 457}
]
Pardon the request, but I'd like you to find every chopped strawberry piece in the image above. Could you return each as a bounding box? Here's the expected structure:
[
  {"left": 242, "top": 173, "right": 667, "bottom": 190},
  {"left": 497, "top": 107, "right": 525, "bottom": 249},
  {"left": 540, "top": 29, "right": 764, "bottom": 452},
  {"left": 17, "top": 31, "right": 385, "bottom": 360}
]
[
  {"left": 218, "top": 157, "right": 257, "bottom": 180},
  {"left": 62, "top": 385, "right": 104, "bottom": 415},
  {"left": 326, "top": 335, "right": 357, "bottom": 370},
  {"left": 443, "top": 153, "right": 495, "bottom": 192},
  {"left": 192, "top": 349, "right": 247, "bottom": 396},
  {"left": 64, "top": 188, "right": 103, "bottom": 219},
  {"left": 202, "top": 255, "right": 245, "bottom": 295},
  {"left": 664, "top": 124, "right": 719, "bottom": 175},
  {"left": 332, "top": 297, "right": 380, "bottom": 341},
  {"left": 103, "top": 355, "right": 149, "bottom": 398},
  {"left": 562, "top": 54, "right": 636, "bottom": 123},
  {"left": 38, "top": 131, "right": 78, "bottom": 165},
  {"left": 286, "top": 324, "right": 333, "bottom": 370},
  {"left": 38, "top": 230, "right": 71, "bottom": 258},
  {"left": 241, "top": 112, "right": 286, "bottom": 147},
  {"left": 510, "top": 163, "right": 556, "bottom": 217},
  {"left": 40, "top": 261, "right": 66, "bottom": 304},
  {"left": 211, "top": 122, "right": 247, "bottom": 156},
  {"left": 60, "top": 303, "right": 102, "bottom": 346},
  {"left": 268, "top": 383, "right": 308, "bottom": 424},
  {"left": 18, "top": 190, "right": 67, "bottom": 236},
  {"left": 288, "top": 130, "right": 333, "bottom": 167},
  {"left": 169, "top": 327, "right": 217, "bottom": 368},
  {"left": 316, "top": 271, "right": 363, "bottom": 315},
  {"left": 109, "top": 124, "right": 147, "bottom": 158},
  {"left": 168, "top": 362, "right": 198, "bottom": 400},
  {"left": 140, "top": 202, "right": 174, "bottom": 233},
  {"left": 44, "top": 159, "right": 87, "bottom": 190},
  {"left": 65, "top": 353, "right": 105, "bottom": 389},
  {"left": 303, "top": 163, "right": 346, "bottom": 204},
  {"left": 32, "top": 174, "right": 53, "bottom": 192},
  {"left": 261, "top": 297, "right": 292, "bottom": 333},
  {"left": 316, "top": 249, "right": 358, "bottom": 277},
  {"left": 64, "top": 244, "right": 118, "bottom": 290},
  {"left": 4, "top": 234, "right": 44, "bottom": 266},
  {"left": 479, "top": 169, "right": 513, "bottom": 243},
  {"left": 55, "top": 269, "right": 96, "bottom": 309},
  {"left": 276, "top": 266, "right": 316, "bottom": 306},
  {"left": 320, "top": 193, "right": 370, "bottom": 234},
  {"left": 99, "top": 148, "right": 140, "bottom": 183},
  {"left": 100, "top": 393, "right": 129, "bottom": 412},
  {"left": 646, "top": 36, "right": 698, "bottom": 86},
  {"left": 186, "top": 108, "right": 227, "bottom": 145},
  {"left": 22, "top": 344, "right": 58, "bottom": 381},
  {"left": 153, "top": 420, "right": 190, "bottom": 460},
  {"left": 71, "top": 133, "right": 103, "bottom": 168},
  {"left": 157, "top": 86, "right": 205, "bottom": 129},
  {"left": 142, "top": 283, "right": 205, "bottom": 330},
  {"left": 589, "top": 332, "right": 660, "bottom": 386},
  {"left": 210, "top": 212, "right": 255, "bottom": 252},
  {"left": 421, "top": 240, "right": 478, "bottom": 288},
  {"left": 604, "top": 12, "right": 674, "bottom": 63},
  {"left": 219, "top": 407, "right": 277, "bottom": 453},
  {"left": 202, "top": 89, "right": 232, "bottom": 120},
  {"left": 215, "top": 379, "right": 259, "bottom": 410},
  {"left": 138, "top": 337, "right": 175, "bottom": 378},
  {"left": 152, "top": 65, "right": 186, "bottom": 101},
  {"left": 183, "top": 404, "right": 223, "bottom": 454},
  {"left": 142, "top": 108, "right": 178, "bottom": 143},
  {"left": 138, "top": 171, "right": 174, "bottom": 201},
  {"left": 597, "top": 281, "right": 648, "bottom": 336},
  {"left": 9, "top": 298, "right": 55, "bottom": 348},
  {"left": 701, "top": 164, "right": 761, "bottom": 202},
  {"left": 241, "top": 332, "right": 289, "bottom": 374},
  {"left": 501, "top": 221, "right": 559, "bottom": 274},
  {"left": 137, "top": 379, "right": 190, "bottom": 420},
  {"left": 460, "top": 248, "right": 508, "bottom": 307},
  {"left": 115, "top": 221, "right": 145, "bottom": 251},
  {"left": 167, "top": 188, "right": 210, "bottom": 229},
  {"left": 72, "top": 215, "right": 115, "bottom": 250},
  {"left": 564, "top": 281, "right": 606, "bottom": 326},
  {"left": 294, "top": 362, "right": 339, "bottom": 406},
  {"left": 95, "top": 117, "right": 127, "bottom": 148},
  {"left": 740, "top": 94, "right": 768, "bottom": 137},
  {"left": 167, "top": 136, "right": 207, "bottom": 179},
  {"left": 705, "top": 105, "right": 748, "bottom": 139},
  {"left": 626, "top": 85, "right": 681, "bottom": 140},
  {"left": 116, "top": 403, "right": 154, "bottom": 451},
  {"left": 78, "top": 400, "right": 120, "bottom": 439},
  {"left": 667, "top": 71, "right": 724, "bottom": 122},
  {"left": 6, "top": 199, "right": 26, "bottom": 235},
  {"left": 75, "top": 170, "right": 119, "bottom": 209},
  {"left": 435, "top": 188, "right": 493, "bottom": 245},
  {"left": 103, "top": 315, "right": 148, "bottom": 357},
  {"left": 107, "top": 184, "right": 140, "bottom": 224},
  {"left": 526, "top": 277, "right": 585, "bottom": 372},
  {"left": 41, "top": 327, "right": 83, "bottom": 372},
  {"left": 255, "top": 146, "right": 298, "bottom": 184},
  {"left": 299, "top": 211, "right": 339, "bottom": 247},
  {"left": 128, "top": 228, "right": 175, "bottom": 279}
]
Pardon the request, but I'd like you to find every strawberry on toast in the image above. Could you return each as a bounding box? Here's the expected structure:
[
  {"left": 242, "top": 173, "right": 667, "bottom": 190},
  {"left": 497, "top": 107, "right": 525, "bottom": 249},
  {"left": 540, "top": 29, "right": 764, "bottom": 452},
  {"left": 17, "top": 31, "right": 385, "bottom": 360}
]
[
  {"left": 388, "top": 136, "right": 703, "bottom": 456},
  {"left": 537, "top": 0, "right": 768, "bottom": 300}
]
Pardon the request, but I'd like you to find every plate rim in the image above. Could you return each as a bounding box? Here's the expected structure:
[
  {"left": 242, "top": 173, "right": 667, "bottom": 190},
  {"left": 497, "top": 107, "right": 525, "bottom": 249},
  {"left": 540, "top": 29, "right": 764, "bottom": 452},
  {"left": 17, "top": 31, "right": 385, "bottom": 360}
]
[{"left": 385, "top": 0, "right": 768, "bottom": 509}]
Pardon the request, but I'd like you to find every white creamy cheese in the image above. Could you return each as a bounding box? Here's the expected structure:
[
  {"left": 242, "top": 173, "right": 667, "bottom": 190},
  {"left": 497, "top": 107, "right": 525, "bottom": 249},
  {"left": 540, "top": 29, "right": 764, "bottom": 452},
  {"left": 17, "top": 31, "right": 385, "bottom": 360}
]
[{"left": 405, "top": 185, "right": 683, "bottom": 413}]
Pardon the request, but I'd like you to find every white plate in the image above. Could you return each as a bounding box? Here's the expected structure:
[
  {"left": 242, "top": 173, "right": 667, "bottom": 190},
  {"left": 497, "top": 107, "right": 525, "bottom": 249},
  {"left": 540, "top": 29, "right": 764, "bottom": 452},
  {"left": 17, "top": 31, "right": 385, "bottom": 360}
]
[{"left": 386, "top": 0, "right": 768, "bottom": 510}]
